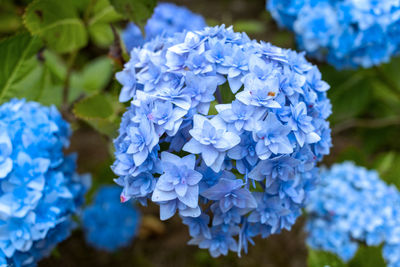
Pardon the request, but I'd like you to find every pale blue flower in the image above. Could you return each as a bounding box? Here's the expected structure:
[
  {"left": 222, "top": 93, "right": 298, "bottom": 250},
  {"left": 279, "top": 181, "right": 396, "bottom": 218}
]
[
  {"left": 254, "top": 113, "right": 293, "bottom": 160},
  {"left": 183, "top": 115, "right": 240, "bottom": 172},
  {"left": 152, "top": 152, "right": 202, "bottom": 217},
  {"left": 182, "top": 213, "right": 212, "bottom": 239},
  {"left": 201, "top": 178, "right": 257, "bottom": 212},
  {"left": 189, "top": 225, "right": 239, "bottom": 257},
  {"left": 216, "top": 100, "right": 260, "bottom": 132},
  {"left": 126, "top": 116, "right": 158, "bottom": 166}
]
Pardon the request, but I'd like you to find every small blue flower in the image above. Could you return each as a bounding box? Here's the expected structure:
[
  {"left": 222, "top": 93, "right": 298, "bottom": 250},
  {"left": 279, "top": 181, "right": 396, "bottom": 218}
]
[
  {"left": 152, "top": 152, "right": 203, "bottom": 216},
  {"left": 249, "top": 155, "right": 299, "bottom": 186},
  {"left": 183, "top": 115, "right": 240, "bottom": 172},
  {"left": 126, "top": 116, "right": 158, "bottom": 166},
  {"left": 201, "top": 178, "right": 257, "bottom": 212},
  {"left": 115, "top": 172, "right": 156, "bottom": 202},
  {"left": 254, "top": 113, "right": 293, "bottom": 160},
  {"left": 182, "top": 213, "right": 212, "bottom": 239},
  {"left": 82, "top": 186, "right": 140, "bottom": 252},
  {"left": 216, "top": 100, "right": 260, "bottom": 132},
  {"left": 189, "top": 225, "right": 239, "bottom": 257}
]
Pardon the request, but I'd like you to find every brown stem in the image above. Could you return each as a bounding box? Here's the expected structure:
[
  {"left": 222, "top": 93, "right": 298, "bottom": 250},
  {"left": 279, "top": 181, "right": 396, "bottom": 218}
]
[
  {"left": 333, "top": 116, "right": 400, "bottom": 134},
  {"left": 108, "top": 24, "right": 125, "bottom": 67}
]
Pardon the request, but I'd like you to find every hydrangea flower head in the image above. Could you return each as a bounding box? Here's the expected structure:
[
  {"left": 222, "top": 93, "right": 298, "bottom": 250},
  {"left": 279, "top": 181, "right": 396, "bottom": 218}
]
[
  {"left": 81, "top": 185, "right": 140, "bottom": 252},
  {"left": 306, "top": 162, "right": 400, "bottom": 267},
  {"left": 113, "top": 25, "right": 332, "bottom": 257},
  {"left": 268, "top": 0, "right": 400, "bottom": 68},
  {"left": 0, "top": 99, "right": 89, "bottom": 266},
  {"left": 122, "top": 2, "right": 206, "bottom": 52}
]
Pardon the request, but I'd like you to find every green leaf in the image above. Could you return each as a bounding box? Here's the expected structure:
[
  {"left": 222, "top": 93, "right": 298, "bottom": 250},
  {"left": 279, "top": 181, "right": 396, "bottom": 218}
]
[
  {"left": 73, "top": 94, "right": 114, "bottom": 119},
  {"left": 86, "top": 118, "right": 120, "bottom": 137},
  {"left": 110, "top": 0, "right": 157, "bottom": 26},
  {"left": 88, "top": 0, "right": 123, "bottom": 47},
  {"left": 308, "top": 249, "right": 346, "bottom": 267},
  {"left": 82, "top": 56, "right": 113, "bottom": 93},
  {"left": 42, "top": 50, "right": 67, "bottom": 82},
  {"left": 24, "top": 0, "right": 88, "bottom": 53},
  {"left": 73, "top": 93, "right": 121, "bottom": 137},
  {"left": 348, "top": 246, "right": 385, "bottom": 267},
  {"left": 0, "top": 33, "right": 43, "bottom": 103}
]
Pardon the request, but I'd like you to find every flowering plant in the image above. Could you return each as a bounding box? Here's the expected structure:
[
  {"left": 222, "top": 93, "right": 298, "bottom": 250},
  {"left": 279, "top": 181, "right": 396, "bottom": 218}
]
[
  {"left": 0, "top": 99, "right": 89, "bottom": 266},
  {"left": 113, "top": 25, "right": 332, "bottom": 257},
  {"left": 81, "top": 185, "right": 140, "bottom": 252},
  {"left": 267, "top": 0, "right": 400, "bottom": 69},
  {"left": 306, "top": 162, "right": 400, "bottom": 267},
  {"left": 122, "top": 2, "right": 206, "bottom": 52}
]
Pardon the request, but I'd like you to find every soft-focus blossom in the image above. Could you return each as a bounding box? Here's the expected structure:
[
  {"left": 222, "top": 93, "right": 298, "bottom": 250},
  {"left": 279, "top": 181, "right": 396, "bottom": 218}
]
[
  {"left": 113, "top": 25, "right": 332, "bottom": 257},
  {"left": 81, "top": 186, "right": 140, "bottom": 252},
  {"left": 268, "top": 0, "right": 400, "bottom": 68},
  {"left": 122, "top": 3, "right": 206, "bottom": 52},
  {"left": 306, "top": 162, "right": 400, "bottom": 267},
  {"left": 0, "top": 99, "right": 89, "bottom": 266}
]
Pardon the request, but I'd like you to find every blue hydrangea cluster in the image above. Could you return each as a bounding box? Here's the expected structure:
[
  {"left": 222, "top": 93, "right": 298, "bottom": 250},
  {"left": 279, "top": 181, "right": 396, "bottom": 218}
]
[
  {"left": 0, "top": 99, "right": 90, "bottom": 266},
  {"left": 81, "top": 186, "right": 140, "bottom": 252},
  {"left": 122, "top": 2, "right": 206, "bottom": 52},
  {"left": 306, "top": 162, "right": 400, "bottom": 267},
  {"left": 267, "top": 0, "right": 400, "bottom": 69},
  {"left": 113, "top": 25, "right": 332, "bottom": 257}
]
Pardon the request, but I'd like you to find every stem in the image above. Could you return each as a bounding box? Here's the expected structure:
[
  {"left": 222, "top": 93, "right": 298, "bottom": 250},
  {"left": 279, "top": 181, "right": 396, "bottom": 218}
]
[
  {"left": 108, "top": 24, "right": 124, "bottom": 67},
  {"left": 83, "top": 0, "right": 96, "bottom": 25},
  {"left": 62, "top": 50, "right": 78, "bottom": 109},
  {"left": 333, "top": 116, "right": 400, "bottom": 134}
]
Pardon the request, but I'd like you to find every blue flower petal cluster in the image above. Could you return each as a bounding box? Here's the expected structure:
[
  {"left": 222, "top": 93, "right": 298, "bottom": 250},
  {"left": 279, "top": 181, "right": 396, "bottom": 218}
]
[
  {"left": 0, "top": 99, "right": 90, "bottom": 266},
  {"left": 306, "top": 162, "right": 400, "bottom": 267},
  {"left": 267, "top": 0, "right": 400, "bottom": 68},
  {"left": 81, "top": 186, "right": 140, "bottom": 252},
  {"left": 122, "top": 2, "right": 206, "bottom": 52},
  {"left": 113, "top": 25, "right": 332, "bottom": 257}
]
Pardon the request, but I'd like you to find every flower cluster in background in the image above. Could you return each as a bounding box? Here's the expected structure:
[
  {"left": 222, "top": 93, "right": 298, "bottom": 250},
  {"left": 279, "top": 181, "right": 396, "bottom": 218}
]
[
  {"left": 0, "top": 99, "right": 90, "bottom": 266},
  {"left": 81, "top": 186, "right": 140, "bottom": 252},
  {"left": 113, "top": 24, "right": 332, "bottom": 257},
  {"left": 267, "top": 0, "right": 400, "bottom": 69},
  {"left": 306, "top": 162, "right": 400, "bottom": 267},
  {"left": 122, "top": 2, "right": 206, "bottom": 52}
]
